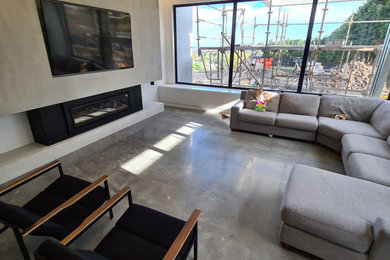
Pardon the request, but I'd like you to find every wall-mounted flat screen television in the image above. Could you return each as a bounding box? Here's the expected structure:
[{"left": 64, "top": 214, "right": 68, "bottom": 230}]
[{"left": 37, "top": 0, "right": 134, "bottom": 76}]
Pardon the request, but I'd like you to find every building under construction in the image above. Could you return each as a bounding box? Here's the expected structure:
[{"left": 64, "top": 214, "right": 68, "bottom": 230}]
[{"left": 187, "top": 0, "right": 390, "bottom": 98}]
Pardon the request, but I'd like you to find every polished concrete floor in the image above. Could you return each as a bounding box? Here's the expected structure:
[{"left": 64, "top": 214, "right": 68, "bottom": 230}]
[{"left": 0, "top": 107, "right": 344, "bottom": 259}]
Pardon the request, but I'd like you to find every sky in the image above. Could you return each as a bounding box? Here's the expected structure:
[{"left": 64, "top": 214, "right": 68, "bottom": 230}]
[{"left": 180, "top": 0, "right": 366, "bottom": 48}]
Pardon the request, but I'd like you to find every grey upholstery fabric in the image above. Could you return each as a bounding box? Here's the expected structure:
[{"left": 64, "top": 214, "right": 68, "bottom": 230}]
[
  {"left": 281, "top": 164, "right": 390, "bottom": 253},
  {"left": 240, "top": 90, "right": 247, "bottom": 100},
  {"left": 264, "top": 92, "right": 281, "bottom": 113},
  {"left": 318, "top": 117, "right": 383, "bottom": 140},
  {"left": 238, "top": 109, "right": 277, "bottom": 126},
  {"left": 279, "top": 92, "right": 321, "bottom": 116},
  {"left": 388, "top": 136, "right": 390, "bottom": 146},
  {"left": 236, "top": 121, "right": 317, "bottom": 141},
  {"left": 230, "top": 100, "right": 244, "bottom": 129},
  {"left": 319, "top": 95, "right": 383, "bottom": 122},
  {"left": 342, "top": 134, "right": 390, "bottom": 160},
  {"left": 244, "top": 89, "right": 258, "bottom": 109},
  {"left": 369, "top": 217, "right": 390, "bottom": 260},
  {"left": 280, "top": 223, "right": 368, "bottom": 260},
  {"left": 370, "top": 101, "right": 390, "bottom": 138},
  {"left": 347, "top": 153, "right": 390, "bottom": 187},
  {"left": 275, "top": 113, "right": 318, "bottom": 131},
  {"left": 317, "top": 133, "right": 342, "bottom": 152}
]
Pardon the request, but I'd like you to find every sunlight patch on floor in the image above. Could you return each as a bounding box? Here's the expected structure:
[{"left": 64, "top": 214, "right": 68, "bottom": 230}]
[
  {"left": 121, "top": 149, "right": 163, "bottom": 175},
  {"left": 121, "top": 122, "right": 203, "bottom": 175},
  {"left": 154, "top": 133, "right": 186, "bottom": 152}
]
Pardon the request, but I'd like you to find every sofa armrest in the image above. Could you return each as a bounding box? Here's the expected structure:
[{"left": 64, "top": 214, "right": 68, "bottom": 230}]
[
  {"left": 369, "top": 217, "right": 390, "bottom": 260},
  {"left": 230, "top": 100, "right": 245, "bottom": 129}
]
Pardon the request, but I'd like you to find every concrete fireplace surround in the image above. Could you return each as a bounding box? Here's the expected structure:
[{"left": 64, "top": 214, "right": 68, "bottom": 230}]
[{"left": 0, "top": 0, "right": 164, "bottom": 184}]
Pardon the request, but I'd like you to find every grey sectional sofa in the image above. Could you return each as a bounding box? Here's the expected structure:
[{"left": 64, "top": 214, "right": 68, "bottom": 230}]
[
  {"left": 342, "top": 135, "right": 390, "bottom": 187},
  {"left": 230, "top": 91, "right": 390, "bottom": 259},
  {"left": 231, "top": 90, "right": 389, "bottom": 150},
  {"left": 280, "top": 165, "right": 390, "bottom": 260},
  {"left": 231, "top": 91, "right": 320, "bottom": 141},
  {"left": 317, "top": 95, "right": 389, "bottom": 152}
]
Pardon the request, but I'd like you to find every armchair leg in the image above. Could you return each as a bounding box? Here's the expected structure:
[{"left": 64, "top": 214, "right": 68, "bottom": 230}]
[
  {"left": 0, "top": 225, "right": 9, "bottom": 234},
  {"left": 108, "top": 208, "right": 114, "bottom": 219},
  {"left": 12, "top": 226, "right": 30, "bottom": 260},
  {"left": 104, "top": 180, "right": 114, "bottom": 219},
  {"left": 194, "top": 223, "right": 198, "bottom": 260}
]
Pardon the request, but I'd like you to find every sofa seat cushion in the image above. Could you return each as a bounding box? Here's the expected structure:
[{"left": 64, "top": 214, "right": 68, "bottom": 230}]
[
  {"left": 347, "top": 153, "right": 390, "bottom": 187},
  {"left": 238, "top": 109, "right": 277, "bottom": 126},
  {"left": 281, "top": 165, "right": 390, "bottom": 253},
  {"left": 279, "top": 93, "right": 321, "bottom": 116},
  {"left": 275, "top": 113, "right": 318, "bottom": 131},
  {"left": 318, "top": 117, "right": 383, "bottom": 140},
  {"left": 342, "top": 134, "right": 390, "bottom": 160}
]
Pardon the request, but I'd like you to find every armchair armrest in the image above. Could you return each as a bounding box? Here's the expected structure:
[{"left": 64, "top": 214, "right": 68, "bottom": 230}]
[
  {"left": 163, "top": 209, "right": 202, "bottom": 260},
  {"left": 22, "top": 175, "right": 109, "bottom": 237},
  {"left": 61, "top": 186, "right": 131, "bottom": 245},
  {"left": 230, "top": 100, "right": 245, "bottom": 129},
  {"left": 369, "top": 217, "right": 390, "bottom": 260},
  {"left": 0, "top": 160, "right": 62, "bottom": 196}
]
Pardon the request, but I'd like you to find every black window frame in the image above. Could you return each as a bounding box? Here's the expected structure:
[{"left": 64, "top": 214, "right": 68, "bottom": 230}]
[{"left": 173, "top": 0, "right": 319, "bottom": 92}]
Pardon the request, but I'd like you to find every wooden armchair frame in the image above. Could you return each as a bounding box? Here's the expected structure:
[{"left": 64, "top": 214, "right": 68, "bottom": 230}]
[
  {"left": 59, "top": 187, "right": 202, "bottom": 260},
  {"left": 0, "top": 160, "right": 112, "bottom": 260}
]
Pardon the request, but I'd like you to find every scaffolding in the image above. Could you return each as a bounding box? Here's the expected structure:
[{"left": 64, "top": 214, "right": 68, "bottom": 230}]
[{"left": 194, "top": 0, "right": 390, "bottom": 96}]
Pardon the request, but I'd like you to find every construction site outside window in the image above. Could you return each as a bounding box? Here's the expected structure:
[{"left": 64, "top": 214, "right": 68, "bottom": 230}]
[{"left": 174, "top": 0, "right": 390, "bottom": 98}]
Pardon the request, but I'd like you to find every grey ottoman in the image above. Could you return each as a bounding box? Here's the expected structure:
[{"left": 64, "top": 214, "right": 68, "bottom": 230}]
[{"left": 280, "top": 165, "right": 390, "bottom": 260}]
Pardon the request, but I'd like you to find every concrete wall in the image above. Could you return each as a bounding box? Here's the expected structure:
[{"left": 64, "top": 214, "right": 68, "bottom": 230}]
[
  {"left": 0, "top": 0, "right": 162, "bottom": 117},
  {"left": 176, "top": 6, "right": 193, "bottom": 82},
  {"left": 0, "top": 113, "right": 34, "bottom": 154}
]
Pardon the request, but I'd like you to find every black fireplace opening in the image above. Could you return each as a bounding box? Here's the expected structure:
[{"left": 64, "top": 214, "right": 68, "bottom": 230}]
[{"left": 28, "top": 85, "right": 142, "bottom": 145}]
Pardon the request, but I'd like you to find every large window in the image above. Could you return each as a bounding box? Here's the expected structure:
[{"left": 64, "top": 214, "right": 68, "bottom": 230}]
[{"left": 174, "top": 0, "right": 390, "bottom": 98}]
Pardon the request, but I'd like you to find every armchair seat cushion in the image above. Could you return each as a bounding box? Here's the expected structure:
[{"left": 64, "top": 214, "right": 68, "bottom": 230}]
[
  {"left": 238, "top": 109, "right": 277, "bottom": 126},
  {"left": 281, "top": 165, "right": 390, "bottom": 253},
  {"left": 342, "top": 134, "right": 390, "bottom": 160},
  {"left": 318, "top": 117, "right": 383, "bottom": 140},
  {"left": 347, "top": 153, "right": 390, "bottom": 187},
  {"left": 95, "top": 228, "right": 167, "bottom": 260},
  {"left": 116, "top": 204, "right": 194, "bottom": 252},
  {"left": 44, "top": 175, "right": 106, "bottom": 211},
  {"left": 275, "top": 113, "right": 318, "bottom": 131},
  {"left": 23, "top": 191, "right": 90, "bottom": 238}
]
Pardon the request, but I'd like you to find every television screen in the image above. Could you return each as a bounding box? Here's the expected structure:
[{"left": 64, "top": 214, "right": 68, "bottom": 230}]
[{"left": 38, "top": 0, "right": 134, "bottom": 76}]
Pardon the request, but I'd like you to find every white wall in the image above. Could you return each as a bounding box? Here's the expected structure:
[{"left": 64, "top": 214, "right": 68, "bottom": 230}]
[
  {"left": 0, "top": 0, "right": 162, "bottom": 117},
  {"left": 158, "top": 0, "right": 225, "bottom": 84},
  {"left": 0, "top": 113, "right": 34, "bottom": 154}
]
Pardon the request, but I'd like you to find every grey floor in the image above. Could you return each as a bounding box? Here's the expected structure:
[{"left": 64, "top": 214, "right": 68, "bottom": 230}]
[{"left": 0, "top": 107, "right": 344, "bottom": 259}]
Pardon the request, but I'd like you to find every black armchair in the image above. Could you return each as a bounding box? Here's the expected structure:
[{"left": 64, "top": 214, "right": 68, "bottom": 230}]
[
  {"left": 0, "top": 160, "right": 113, "bottom": 260},
  {"left": 35, "top": 187, "right": 202, "bottom": 260}
]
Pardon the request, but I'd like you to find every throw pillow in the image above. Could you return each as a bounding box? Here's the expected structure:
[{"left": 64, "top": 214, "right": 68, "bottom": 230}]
[
  {"left": 244, "top": 89, "right": 258, "bottom": 109},
  {"left": 332, "top": 114, "right": 348, "bottom": 120}
]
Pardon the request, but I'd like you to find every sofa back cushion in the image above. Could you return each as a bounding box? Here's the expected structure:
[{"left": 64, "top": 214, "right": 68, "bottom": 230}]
[
  {"left": 279, "top": 92, "right": 320, "bottom": 116},
  {"left": 319, "top": 95, "right": 383, "bottom": 122},
  {"left": 370, "top": 101, "right": 390, "bottom": 138},
  {"left": 265, "top": 92, "right": 281, "bottom": 113}
]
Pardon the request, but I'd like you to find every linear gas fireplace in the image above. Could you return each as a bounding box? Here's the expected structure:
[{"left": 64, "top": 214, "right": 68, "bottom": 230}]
[{"left": 28, "top": 85, "right": 142, "bottom": 145}]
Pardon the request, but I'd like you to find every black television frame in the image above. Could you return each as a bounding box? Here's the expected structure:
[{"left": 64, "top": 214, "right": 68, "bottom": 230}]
[{"left": 36, "top": 0, "right": 134, "bottom": 77}]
